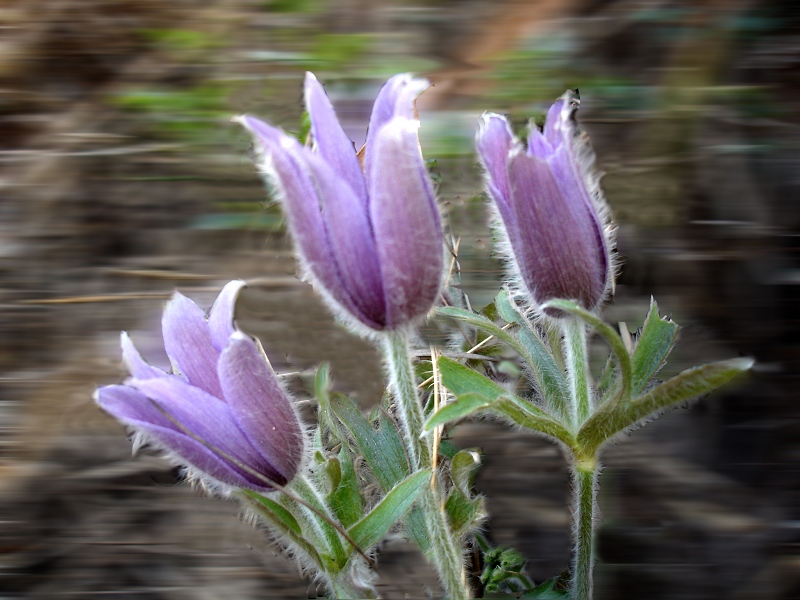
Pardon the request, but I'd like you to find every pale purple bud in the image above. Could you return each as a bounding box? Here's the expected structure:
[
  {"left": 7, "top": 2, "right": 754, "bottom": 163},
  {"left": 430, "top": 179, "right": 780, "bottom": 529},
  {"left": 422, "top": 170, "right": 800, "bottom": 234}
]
[
  {"left": 96, "top": 281, "right": 305, "bottom": 493},
  {"left": 237, "top": 73, "right": 443, "bottom": 332},
  {"left": 476, "top": 92, "right": 612, "bottom": 316}
]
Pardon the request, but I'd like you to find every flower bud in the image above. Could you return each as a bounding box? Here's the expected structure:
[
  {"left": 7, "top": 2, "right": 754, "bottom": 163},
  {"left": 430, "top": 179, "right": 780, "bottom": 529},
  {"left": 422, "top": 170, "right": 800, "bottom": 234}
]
[
  {"left": 237, "top": 73, "right": 443, "bottom": 332},
  {"left": 96, "top": 281, "right": 305, "bottom": 493},
  {"left": 476, "top": 93, "right": 612, "bottom": 316}
]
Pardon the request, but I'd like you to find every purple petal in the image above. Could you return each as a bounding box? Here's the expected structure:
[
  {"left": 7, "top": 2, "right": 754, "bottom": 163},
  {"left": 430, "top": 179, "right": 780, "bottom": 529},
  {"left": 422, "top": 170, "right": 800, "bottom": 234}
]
[
  {"left": 527, "top": 123, "right": 554, "bottom": 158},
  {"left": 544, "top": 98, "right": 569, "bottom": 148},
  {"left": 476, "top": 113, "right": 516, "bottom": 208},
  {"left": 368, "top": 117, "right": 443, "bottom": 328},
  {"left": 217, "top": 332, "right": 304, "bottom": 482},
  {"left": 302, "top": 151, "right": 386, "bottom": 328},
  {"left": 547, "top": 145, "right": 609, "bottom": 297},
  {"left": 507, "top": 150, "right": 606, "bottom": 310},
  {"left": 161, "top": 292, "right": 223, "bottom": 398},
  {"left": 96, "top": 385, "right": 270, "bottom": 490},
  {"left": 238, "top": 116, "right": 367, "bottom": 326},
  {"left": 121, "top": 332, "right": 167, "bottom": 380},
  {"left": 476, "top": 113, "right": 521, "bottom": 247},
  {"left": 130, "top": 377, "right": 285, "bottom": 487},
  {"left": 364, "top": 74, "right": 429, "bottom": 189},
  {"left": 208, "top": 280, "right": 246, "bottom": 352},
  {"left": 304, "top": 72, "right": 368, "bottom": 207},
  {"left": 238, "top": 114, "right": 283, "bottom": 145}
]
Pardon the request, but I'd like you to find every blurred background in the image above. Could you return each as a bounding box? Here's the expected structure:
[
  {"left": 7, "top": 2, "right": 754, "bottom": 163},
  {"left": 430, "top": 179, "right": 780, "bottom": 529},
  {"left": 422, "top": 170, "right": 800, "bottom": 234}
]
[{"left": 1, "top": 0, "right": 798, "bottom": 597}]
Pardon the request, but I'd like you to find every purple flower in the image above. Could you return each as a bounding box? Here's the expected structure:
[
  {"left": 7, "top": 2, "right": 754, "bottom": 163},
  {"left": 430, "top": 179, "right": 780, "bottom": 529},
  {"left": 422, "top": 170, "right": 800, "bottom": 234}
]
[
  {"left": 476, "top": 93, "right": 612, "bottom": 316},
  {"left": 95, "top": 281, "right": 305, "bottom": 493},
  {"left": 237, "top": 73, "right": 443, "bottom": 332}
]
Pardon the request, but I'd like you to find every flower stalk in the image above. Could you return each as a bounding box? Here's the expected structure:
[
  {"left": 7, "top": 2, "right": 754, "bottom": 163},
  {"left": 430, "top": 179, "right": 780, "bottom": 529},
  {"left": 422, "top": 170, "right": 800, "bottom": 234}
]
[
  {"left": 563, "top": 317, "right": 592, "bottom": 428},
  {"left": 570, "top": 462, "right": 598, "bottom": 600},
  {"left": 383, "top": 332, "right": 430, "bottom": 469},
  {"left": 562, "top": 313, "right": 598, "bottom": 599},
  {"left": 382, "top": 331, "right": 470, "bottom": 600}
]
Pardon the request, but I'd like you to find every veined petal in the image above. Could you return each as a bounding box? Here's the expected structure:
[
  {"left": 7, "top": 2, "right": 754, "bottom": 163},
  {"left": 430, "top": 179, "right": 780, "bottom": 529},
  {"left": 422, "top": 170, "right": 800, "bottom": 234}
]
[
  {"left": 364, "top": 74, "right": 429, "bottom": 188},
  {"left": 302, "top": 150, "right": 386, "bottom": 329},
  {"left": 96, "top": 385, "right": 271, "bottom": 490},
  {"left": 121, "top": 331, "right": 167, "bottom": 380},
  {"left": 547, "top": 145, "right": 609, "bottom": 298},
  {"left": 476, "top": 113, "right": 521, "bottom": 249},
  {"left": 130, "top": 377, "right": 285, "bottom": 487},
  {"left": 476, "top": 112, "right": 515, "bottom": 208},
  {"left": 369, "top": 117, "right": 443, "bottom": 328},
  {"left": 239, "top": 116, "right": 365, "bottom": 325},
  {"left": 304, "top": 72, "right": 368, "bottom": 207},
  {"left": 162, "top": 293, "right": 223, "bottom": 398},
  {"left": 217, "top": 332, "right": 303, "bottom": 481},
  {"left": 507, "top": 150, "right": 606, "bottom": 310},
  {"left": 208, "top": 280, "right": 246, "bottom": 352}
]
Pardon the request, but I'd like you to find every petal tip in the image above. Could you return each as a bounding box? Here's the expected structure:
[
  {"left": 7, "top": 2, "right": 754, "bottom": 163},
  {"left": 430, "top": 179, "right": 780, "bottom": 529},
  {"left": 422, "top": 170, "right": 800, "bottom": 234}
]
[{"left": 229, "top": 330, "right": 251, "bottom": 343}]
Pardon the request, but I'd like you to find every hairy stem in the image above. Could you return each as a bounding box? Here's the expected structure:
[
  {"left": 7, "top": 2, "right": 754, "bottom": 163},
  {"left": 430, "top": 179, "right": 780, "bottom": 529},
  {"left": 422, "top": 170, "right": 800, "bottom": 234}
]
[
  {"left": 383, "top": 331, "right": 430, "bottom": 469},
  {"left": 570, "top": 462, "right": 598, "bottom": 600},
  {"left": 382, "top": 331, "right": 470, "bottom": 600},
  {"left": 563, "top": 317, "right": 592, "bottom": 427},
  {"left": 328, "top": 566, "right": 377, "bottom": 599}
]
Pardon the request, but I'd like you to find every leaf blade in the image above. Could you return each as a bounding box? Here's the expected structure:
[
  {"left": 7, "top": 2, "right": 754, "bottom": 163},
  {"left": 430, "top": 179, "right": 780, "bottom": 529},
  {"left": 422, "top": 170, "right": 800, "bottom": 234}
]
[
  {"left": 578, "top": 357, "right": 753, "bottom": 457},
  {"left": 541, "top": 298, "right": 633, "bottom": 401},
  {"left": 347, "top": 470, "right": 430, "bottom": 551},
  {"left": 630, "top": 298, "right": 679, "bottom": 396},
  {"left": 437, "top": 357, "right": 575, "bottom": 447}
]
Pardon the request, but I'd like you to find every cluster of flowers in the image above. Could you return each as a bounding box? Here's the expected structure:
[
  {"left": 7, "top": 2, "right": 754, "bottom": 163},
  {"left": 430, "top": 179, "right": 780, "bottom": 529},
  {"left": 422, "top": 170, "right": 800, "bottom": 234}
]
[{"left": 96, "top": 73, "right": 611, "bottom": 494}]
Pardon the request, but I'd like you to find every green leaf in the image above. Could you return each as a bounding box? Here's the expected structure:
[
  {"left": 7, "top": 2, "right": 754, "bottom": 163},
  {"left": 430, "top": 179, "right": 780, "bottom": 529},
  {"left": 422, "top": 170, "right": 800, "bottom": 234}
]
[
  {"left": 245, "top": 491, "right": 302, "bottom": 535},
  {"left": 423, "top": 392, "right": 497, "bottom": 431},
  {"left": 404, "top": 505, "right": 431, "bottom": 555},
  {"left": 481, "top": 298, "right": 499, "bottom": 322},
  {"left": 597, "top": 352, "right": 619, "bottom": 398},
  {"left": 328, "top": 393, "right": 430, "bottom": 553},
  {"left": 287, "top": 476, "right": 348, "bottom": 570},
  {"left": 437, "top": 355, "right": 513, "bottom": 401},
  {"left": 495, "top": 290, "right": 571, "bottom": 420},
  {"left": 328, "top": 446, "right": 363, "bottom": 528},
  {"left": 494, "top": 288, "right": 520, "bottom": 324},
  {"left": 297, "top": 110, "right": 311, "bottom": 144},
  {"left": 437, "top": 357, "right": 575, "bottom": 447},
  {"left": 542, "top": 298, "right": 633, "bottom": 400},
  {"left": 445, "top": 488, "right": 484, "bottom": 536},
  {"left": 630, "top": 298, "right": 679, "bottom": 396},
  {"left": 519, "top": 577, "right": 568, "bottom": 598},
  {"left": 437, "top": 302, "right": 569, "bottom": 419},
  {"left": 347, "top": 470, "right": 430, "bottom": 551},
  {"left": 445, "top": 449, "right": 485, "bottom": 536},
  {"left": 450, "top": 449, "right": 482, "bottom": 496},
  {"left": 243, "top": 491, "right": 324, "bottom": 568},
  {"left": 437, "top": 306, "right": 519, "bottom": 355},
  {"left": 329, "top": 393, "right": 410, "bottom": 492},
  {"left": 437, "top": 439, "right": 460, "bottom": 460},
  {"left": 494, "top": 395, "right": 576, "bottom": 447},
  {"left": 323, "top": 456, "right": 342, "bottom": 492},
  {"left": 578, "top": 357, "right": 754, "bottom": 457},
  {"left": 481, "top": 546, "right": 534, "bottom": 594},
  {"left": 314, "top": 362, "right": 343, "bottom": 441}
]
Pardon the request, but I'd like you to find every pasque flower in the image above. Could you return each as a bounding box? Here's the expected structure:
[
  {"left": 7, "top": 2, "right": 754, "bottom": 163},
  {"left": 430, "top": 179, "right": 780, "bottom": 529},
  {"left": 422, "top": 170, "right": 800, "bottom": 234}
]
[
  {"left": 95, "top": 281, "right": 305, "bottom": 492},
  {"left": 476, "top": 92, "right": 612, "bottom": 315},
  {"left": 237, "top": 73, "right": 443, "bottom": 332}
]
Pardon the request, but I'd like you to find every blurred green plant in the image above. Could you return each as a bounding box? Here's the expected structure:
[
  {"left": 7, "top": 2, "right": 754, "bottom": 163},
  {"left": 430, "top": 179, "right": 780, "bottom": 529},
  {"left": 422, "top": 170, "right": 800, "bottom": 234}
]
[{"left": 109, "top": 84, "right": 230, "bottom": 144}]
